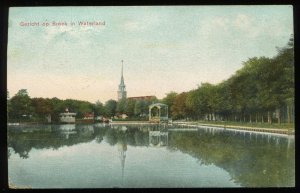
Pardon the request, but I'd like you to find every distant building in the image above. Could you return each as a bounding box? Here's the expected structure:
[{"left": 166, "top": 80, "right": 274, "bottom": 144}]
[
  {"left": 114, "top": 113, "right": 128, "bottom": 119},
  {"left": 118, "top": 60, "right": 127, "bottom": 101},
  {"left": 59, "top": 108, "right": 76, "bottom": 123},
  {"left": 95, "top": 115, "right": 103, "bottom": 121},
  {"left": 120, "top": 114, "right": 128, "bottom": 119},
  {"left": 83, "top": 112, "right": 94, "bottom": 120},
  {"left": 127, "top": 96, "right": 156, "bottom": 101}
]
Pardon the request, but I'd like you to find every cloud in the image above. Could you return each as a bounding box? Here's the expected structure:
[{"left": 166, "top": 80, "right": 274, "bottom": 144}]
[
  {"left": 143, "top": 42, "right": 178, "bottom": 49},
  {"left": 122, "top": 12, "right": 161, "bottom": 32},
  {"left": 211, "top": 17, "right": 230, "bottom": 31},
  {"left": 233, "top": 13, "right": 289, "bottom": 39},
  {"left": 233, "top": 14, "right": 251, "bottom": 29},
  {"left": 198, "top": 13, "right": 281, "bottom": 40},
  {"left": 43, "top": 23, "right": 105, "bottom": 43},
  {"left": 123, "top": 21, "right": 145, "bottom": 32},
  {"left": 233, "top": 14, "right": 261, "bottom": 38}
]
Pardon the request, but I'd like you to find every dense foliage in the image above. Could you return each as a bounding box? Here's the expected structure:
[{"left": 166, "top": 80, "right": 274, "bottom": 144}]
[
  {"left": 164, "top": 37, "right": 294, "bottom": 124},
  {"left": 7, "top": 91, "right": 158, "bottom": 123}
]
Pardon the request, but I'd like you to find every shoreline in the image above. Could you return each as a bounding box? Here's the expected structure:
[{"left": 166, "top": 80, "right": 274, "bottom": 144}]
[
  {"left": 8, "top": 121, "right": 294, "bottom": 135},
  {"left": 110, "top": 121, "right": 294, "bottom": 135},
  {"left": 172, "top": 121, "right": 294, "bottom": 135}
]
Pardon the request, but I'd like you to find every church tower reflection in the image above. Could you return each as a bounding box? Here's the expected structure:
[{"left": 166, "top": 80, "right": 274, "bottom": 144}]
[{"left": 117, "top": 129, "right": 127, "bottom": 186}]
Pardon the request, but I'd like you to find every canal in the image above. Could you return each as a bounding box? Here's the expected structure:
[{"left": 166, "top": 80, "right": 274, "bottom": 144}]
[{"left": 8, "top": 123, "right": 295, "bottom": 188}]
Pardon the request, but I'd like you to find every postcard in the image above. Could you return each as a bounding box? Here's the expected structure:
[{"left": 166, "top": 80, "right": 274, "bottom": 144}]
[{"left": 7, "top": 6, "right": 294, "bottom": 188}]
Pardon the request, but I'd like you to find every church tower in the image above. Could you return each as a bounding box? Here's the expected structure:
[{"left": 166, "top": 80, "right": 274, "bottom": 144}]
[{"left": 118, "top": 60, "right": 127, "bottom": 101}]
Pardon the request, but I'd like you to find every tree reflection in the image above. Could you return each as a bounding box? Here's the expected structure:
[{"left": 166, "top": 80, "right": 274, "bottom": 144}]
[
  {"left": 104, "top": 126, "right": 150, "bottom": 147},
  {"left": 8, "top": 125, "right": 104, "bottom": 158},
  {"left": 8, "top": 148, "right": 11, "bottom": 159},
  {"left": 167, "top": 129, "right": 295, "bottom": 187},
  {"left": 104, "top": 129, "right": 118, "bottom": 146},
  {"left": 8, "top": 124, "right": 294, "bottom": 187}
]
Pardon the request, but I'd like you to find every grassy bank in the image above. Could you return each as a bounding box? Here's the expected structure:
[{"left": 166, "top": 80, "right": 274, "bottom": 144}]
[
  {"left": 172, "top": 120, "right": 294, "bottom": 135},
  {"left": 193, "top": 121, "right": 294, "bottom": 130},
  {"left": 112, "top": 117, "right": 148, "bottom": 122}
]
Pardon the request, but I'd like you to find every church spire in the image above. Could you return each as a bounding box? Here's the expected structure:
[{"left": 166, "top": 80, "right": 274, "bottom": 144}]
[
  {"left": 121, "top": 60, "right": 123, "bottom": 77},
  {"left": 118, "top": 60, "right": 127, "bottom": 101},
  {"left": 120, "top": 60, "right": 124, "bottom": 85}
]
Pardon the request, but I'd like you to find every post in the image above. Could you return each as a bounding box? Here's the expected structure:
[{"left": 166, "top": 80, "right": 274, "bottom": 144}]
[
  {"left": 166, "top": 106, "right": 168, "bottom": 119},
  {"left": 277, "top": 109, "right": 281, "bottom": 124},
  {"left": 255, "top": 113, "right": 258, "bottom": 123},
  {"left": 287, "top": 105, "right": 290, "bottom": 124},
  {"left": 158, "top": 106, "right": 161, "bottom": 120}
]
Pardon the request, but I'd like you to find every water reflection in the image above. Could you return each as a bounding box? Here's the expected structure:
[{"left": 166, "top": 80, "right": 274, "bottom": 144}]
[
  {"left": 167, "top": 128, "right": 294, "bottom": 187},
  {"left": 149, "top": 131, "right": 168, "bottom": 147},
  {"left": 58, "top": 124, "right": 77, "bottom": 139},
  {"left": 117, "top": 138, "right": 127, "bottom": 186},
  {"left": 8, "top": 124, "right": 294, "bottom": 187}
]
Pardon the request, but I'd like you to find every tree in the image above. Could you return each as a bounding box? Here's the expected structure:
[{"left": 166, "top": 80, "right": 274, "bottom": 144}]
[
  {"left": 16, "top": 89, "right": 29, "bottom": 97},
  {"left": 31, "top": 98, "right": 53, "bottom": 121},
  {"left": 116, "top": 98, "right": 127, "bottom": 114},
  {"left": 125, "top": 99, "right": 136, "bottom": 117},
  {"left": 172, "top": 92, "right": 190, "bottom": 120},
  {"left": 216, "top": 81, "right": 233, "bottom": 121},
  {"left": 186, "top": 89, "right": 203, "bottom": 120},
  {"left": 49, "top": 97, "right": 64, "bottom": 122},
  {"left": 93, "top": 100, "right": 105, "bottom": 116},
  {"left": 77, "top": 101, "right": 93, "bottom": 118},
  {"left": 104, "top": 99, "right": 117, "bottom": 117},
  {"left": 229, "top": 57, "right": 268, "bottom": 122},
  {"left": 9, "top": 89, "right": 34, "bottom": 121},
  {"left": 272, "top": 36, "right": 294, "bottom": 124},
  {"left": 134, "top": 100, "right": 143, "bottom": 116},
  {"left": 162, "top": 92, "right": 177, "bottom": 116}
]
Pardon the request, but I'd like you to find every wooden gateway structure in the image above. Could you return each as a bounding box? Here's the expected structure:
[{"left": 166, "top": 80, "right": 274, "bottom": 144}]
[{"left": 149, "top": 103, "right": 168, "bottom": 123}]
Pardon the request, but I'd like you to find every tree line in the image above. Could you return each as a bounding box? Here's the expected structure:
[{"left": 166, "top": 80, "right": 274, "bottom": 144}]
[
  {"left": 162, "top": 37, "right": 294, "bottom": 124},
  {"left": 7, "top": 89, "right": 159, "bottom": 123},
  {"left": 7, "top": 37, "right": 294, "bottom": 124}
]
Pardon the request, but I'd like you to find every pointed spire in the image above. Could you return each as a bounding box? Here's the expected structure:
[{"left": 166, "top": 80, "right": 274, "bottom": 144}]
[
  {"left": 118, "top": 60, "right": 127, "bottom": 100},
  {"left": 120, "top": 60, "right": 125, "bottom": 85},
  {"left": 121, "top": 60, "right": 124, "bottom": 78}
]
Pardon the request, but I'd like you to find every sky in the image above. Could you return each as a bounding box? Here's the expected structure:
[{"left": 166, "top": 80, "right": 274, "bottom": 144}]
[{"left": 7, "top": 6, "right": 293, "bottom": 103}]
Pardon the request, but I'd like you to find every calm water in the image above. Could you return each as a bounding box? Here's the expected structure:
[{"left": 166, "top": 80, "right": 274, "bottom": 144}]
[{"left": 8, "top": 123, "right": 295, "bottom": 188}]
